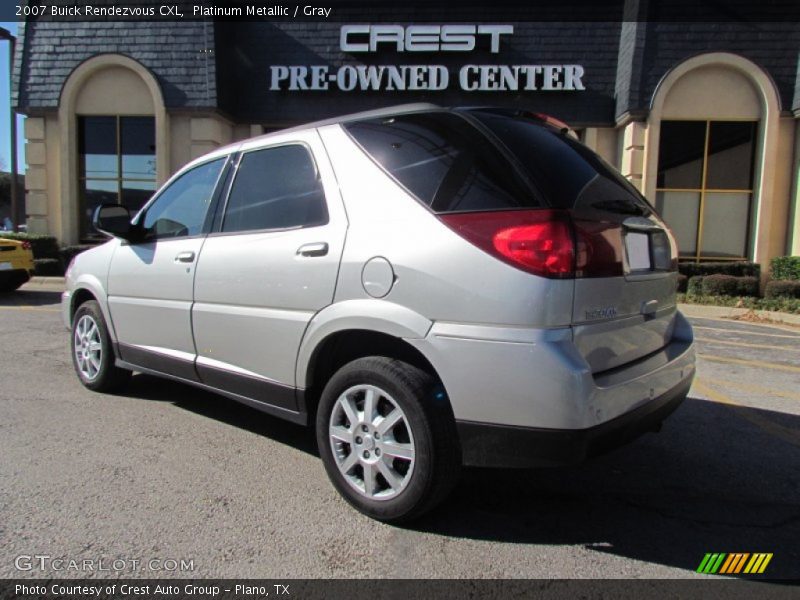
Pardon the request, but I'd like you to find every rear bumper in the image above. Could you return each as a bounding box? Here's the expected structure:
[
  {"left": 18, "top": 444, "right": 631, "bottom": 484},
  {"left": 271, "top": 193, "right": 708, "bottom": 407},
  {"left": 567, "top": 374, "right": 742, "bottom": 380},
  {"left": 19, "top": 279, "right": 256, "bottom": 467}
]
[{"left": 456, "top": 376, "right": 691, "bottom": 468}]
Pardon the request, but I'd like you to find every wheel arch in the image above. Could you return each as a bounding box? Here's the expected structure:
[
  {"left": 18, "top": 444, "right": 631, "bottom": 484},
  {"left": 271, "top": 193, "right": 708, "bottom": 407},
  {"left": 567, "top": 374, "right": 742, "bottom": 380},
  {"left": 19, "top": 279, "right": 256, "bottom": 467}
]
[
  {"left": 297, "top": 300, "right": 450, "bottom": 417},
  {"left": 69, "top": 276, "right": 117, "bottom": 342}
]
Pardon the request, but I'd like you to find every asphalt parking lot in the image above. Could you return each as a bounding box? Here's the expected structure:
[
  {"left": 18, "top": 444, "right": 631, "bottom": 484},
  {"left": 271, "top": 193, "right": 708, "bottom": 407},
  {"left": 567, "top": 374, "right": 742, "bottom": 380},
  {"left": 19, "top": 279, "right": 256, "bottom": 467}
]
[{"left": 1, "top": 283, "right": 799, "bottom": 580}]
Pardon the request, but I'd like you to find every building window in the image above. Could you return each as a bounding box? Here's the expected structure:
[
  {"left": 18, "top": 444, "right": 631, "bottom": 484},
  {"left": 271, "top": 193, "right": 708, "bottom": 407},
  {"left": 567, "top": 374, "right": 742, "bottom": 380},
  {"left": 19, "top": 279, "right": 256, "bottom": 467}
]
[
  {"left": 78, "top": 116, "right": 156, "bottom": 240},
  {"left": 656, "top": 120, "right": 757, "bottom": 262}
]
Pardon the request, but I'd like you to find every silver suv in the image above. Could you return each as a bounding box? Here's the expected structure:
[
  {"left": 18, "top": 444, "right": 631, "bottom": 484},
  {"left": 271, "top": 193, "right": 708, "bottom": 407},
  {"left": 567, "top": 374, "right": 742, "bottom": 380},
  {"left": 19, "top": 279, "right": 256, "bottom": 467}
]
[{"left": 63, "top": 104, "right": 695, "bottom": 522}]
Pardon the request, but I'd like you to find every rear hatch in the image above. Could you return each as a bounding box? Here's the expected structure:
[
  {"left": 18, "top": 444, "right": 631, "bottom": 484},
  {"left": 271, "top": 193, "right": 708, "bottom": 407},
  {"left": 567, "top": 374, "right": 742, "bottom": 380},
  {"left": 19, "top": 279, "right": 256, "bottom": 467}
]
[
  {"left": 470, "top": 110, "right": 679, "bottom": 374},
  {"left": 344, "top": 108, "right": 679, "bottom": 374}
]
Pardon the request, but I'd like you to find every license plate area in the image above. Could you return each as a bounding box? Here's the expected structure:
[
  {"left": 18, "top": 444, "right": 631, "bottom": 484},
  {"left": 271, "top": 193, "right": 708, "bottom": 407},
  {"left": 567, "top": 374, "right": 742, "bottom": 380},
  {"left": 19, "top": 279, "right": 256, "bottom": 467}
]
[
  {"left": 0, "top": 262, "right": 12, "bottom": 271},
  {"left": 624, "top": 229, "right": 671, "bottom": 275},
  {"left": 625, "top": 232, "right": 651, "bottom": 271}
]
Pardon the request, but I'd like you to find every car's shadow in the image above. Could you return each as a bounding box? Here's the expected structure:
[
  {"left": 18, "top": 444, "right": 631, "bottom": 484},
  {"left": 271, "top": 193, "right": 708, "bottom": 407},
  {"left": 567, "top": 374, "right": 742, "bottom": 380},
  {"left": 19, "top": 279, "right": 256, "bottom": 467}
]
[
  {"left": 119, "top": 373, "right": 318, "bottom": 456},
  {"left": 117, "top": 376, "right": 800, "bottom": 580},
  {"left": 414, "top": 398, "right": 800, "bottom": 580},
  {"left": 0, "top": 289, "right": 62, "bottom": 306}
]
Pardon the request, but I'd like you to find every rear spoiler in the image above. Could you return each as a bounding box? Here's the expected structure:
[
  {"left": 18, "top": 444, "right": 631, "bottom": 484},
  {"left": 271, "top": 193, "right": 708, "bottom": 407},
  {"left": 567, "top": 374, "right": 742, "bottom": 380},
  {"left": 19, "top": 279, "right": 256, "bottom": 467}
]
[{"left": 461, "top": 107, "right": 579, "bottom": 139}]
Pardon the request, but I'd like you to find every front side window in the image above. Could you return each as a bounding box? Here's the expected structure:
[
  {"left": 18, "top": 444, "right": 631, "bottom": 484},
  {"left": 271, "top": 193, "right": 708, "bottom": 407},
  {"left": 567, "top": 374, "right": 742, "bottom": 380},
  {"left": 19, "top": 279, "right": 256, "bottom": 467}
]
[
  {"left": 78, "top": 116, "right": 156, "bottom": 241},
  {"left": 139, "top": 158, "right": 225, "bottom": 241},
  {"left": 656, "top": 120, "right": 757, "bottom": 261},
  {"left": 221, "top": 145, "right": 328, "bottom": 233}
]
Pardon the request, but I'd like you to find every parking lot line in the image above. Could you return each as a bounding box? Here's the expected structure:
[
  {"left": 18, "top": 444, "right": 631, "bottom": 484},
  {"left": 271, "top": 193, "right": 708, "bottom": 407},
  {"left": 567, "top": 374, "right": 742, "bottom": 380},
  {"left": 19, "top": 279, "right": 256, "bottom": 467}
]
[
  {"left": 698, "top": 354, "right": 800, "bottom": 373},
  {"left": 695, "top": 337, "right": 800, "bottom": 352},
  {"left": 694, "top": 378, "right": 800, "bottom": 447},
  {"left": 692, "top": 325, "right": 800, "bottom": 340},
  {"left": 698, "top": 376, "right": 800, "bottom": 402}
]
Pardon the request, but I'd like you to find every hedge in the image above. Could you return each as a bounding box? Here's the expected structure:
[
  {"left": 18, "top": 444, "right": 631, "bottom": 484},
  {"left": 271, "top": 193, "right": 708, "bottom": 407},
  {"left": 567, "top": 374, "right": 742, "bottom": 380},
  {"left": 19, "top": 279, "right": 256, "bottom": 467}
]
[
  {"left": 770, "top": 256, "right": 800, "bottom": 281},
  {"left": 0, "top": 232, "right": 60, "bottom": 260},
  {"left": 676, "top": 273, "right": 688, "bottom": 293},
  {"left": 687, "top": 276, "right": 705, "bottom": 296},
  {"left": 765, "top": 280, "right": 800, "bottom": 299},
  {"left": 33, "top": 258, "right": 63, "bottom": 276},
  {"left": 678, "top": 261, "right": 760, "bottom": 279},
  {"left": 700, "top": 274, "right": 759, "bottom": 297},
  {"left": 60, "top": 245, "right": 93, "bottom": 267},
  {"left": 687, "top": 274, "right": 759, "bottom": 297}
]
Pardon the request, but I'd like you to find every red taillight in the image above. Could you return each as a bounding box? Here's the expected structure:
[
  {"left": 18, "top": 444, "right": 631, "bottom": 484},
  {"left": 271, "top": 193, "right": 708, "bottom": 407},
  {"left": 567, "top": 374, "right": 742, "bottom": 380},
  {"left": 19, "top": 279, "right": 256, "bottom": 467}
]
[
  {"left": 21, "top": 241, "right": 32, "bottom": 251},
  {"left": 494, "top": 221, "right": 575, "bottom": 276},
  {"left": 439, "top": 209, "right": 576, "bottom": 278}
]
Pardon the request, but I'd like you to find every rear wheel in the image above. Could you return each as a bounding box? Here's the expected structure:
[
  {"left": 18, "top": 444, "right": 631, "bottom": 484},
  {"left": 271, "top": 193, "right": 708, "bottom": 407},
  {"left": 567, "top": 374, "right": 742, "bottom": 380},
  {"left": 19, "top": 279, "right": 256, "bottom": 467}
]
[
  {"left": 316, "top": 356, "right": 460, "bottom": 522},
  {"left": 71, "top": 300, "right": 131, "bottom": 392}
]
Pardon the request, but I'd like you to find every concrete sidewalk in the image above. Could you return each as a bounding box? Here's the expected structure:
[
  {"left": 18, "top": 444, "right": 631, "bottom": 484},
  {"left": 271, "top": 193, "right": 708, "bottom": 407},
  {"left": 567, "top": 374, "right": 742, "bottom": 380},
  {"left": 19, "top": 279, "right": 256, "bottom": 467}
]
[{"left": 23, "top": 276, "right": 66, "bottom": 289}]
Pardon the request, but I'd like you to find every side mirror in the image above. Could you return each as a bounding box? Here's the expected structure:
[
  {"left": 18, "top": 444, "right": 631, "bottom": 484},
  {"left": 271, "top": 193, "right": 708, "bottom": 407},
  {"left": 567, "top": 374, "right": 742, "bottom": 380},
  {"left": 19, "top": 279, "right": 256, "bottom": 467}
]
[{"left": 93, "top": 204, "right": 133, "bottom": 240}]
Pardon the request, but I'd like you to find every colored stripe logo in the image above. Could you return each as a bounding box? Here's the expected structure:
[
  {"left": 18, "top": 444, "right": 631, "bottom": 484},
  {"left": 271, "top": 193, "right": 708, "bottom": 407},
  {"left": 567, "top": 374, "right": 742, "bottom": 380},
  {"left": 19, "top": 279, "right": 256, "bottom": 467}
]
[{"left": 697, "top": 553, "right": 773, "bottom": 574}]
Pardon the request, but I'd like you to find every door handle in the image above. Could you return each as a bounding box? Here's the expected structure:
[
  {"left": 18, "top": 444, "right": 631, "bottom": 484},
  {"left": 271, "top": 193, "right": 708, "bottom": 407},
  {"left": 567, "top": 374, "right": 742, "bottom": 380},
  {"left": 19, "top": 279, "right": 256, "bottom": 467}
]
[
  {"left": 641, "top": 299, "right": 658, "bottom": 316},
  {"left": 296, "top": 242, "right": 328, "bottom": 257},
  {"left": 175, "top": 251, "right": 196, "bottom": 263}
]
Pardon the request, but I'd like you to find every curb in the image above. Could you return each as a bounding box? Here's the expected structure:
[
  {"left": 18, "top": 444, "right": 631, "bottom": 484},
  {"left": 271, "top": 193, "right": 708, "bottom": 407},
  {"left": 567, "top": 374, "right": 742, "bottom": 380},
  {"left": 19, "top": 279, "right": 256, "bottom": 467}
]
[
  {"left": 678, "top": 302, "right": 800, "bottom": 326},
  {"left": 25, "top": 276, "right": 66, "bottom": 287}
]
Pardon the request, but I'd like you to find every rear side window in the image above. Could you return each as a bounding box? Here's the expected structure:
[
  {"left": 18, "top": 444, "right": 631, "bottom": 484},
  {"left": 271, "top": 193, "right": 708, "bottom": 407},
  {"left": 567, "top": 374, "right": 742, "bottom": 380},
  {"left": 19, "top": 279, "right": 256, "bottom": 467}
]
[
  {"left": 222, "top": 144, "right": 328, "bottom": 233},
  {"left": 472, "top": 111, "right": 652, "bottom": 215},
  {"left": 344, "top": 112, "right": 541, "bottom": 213}
]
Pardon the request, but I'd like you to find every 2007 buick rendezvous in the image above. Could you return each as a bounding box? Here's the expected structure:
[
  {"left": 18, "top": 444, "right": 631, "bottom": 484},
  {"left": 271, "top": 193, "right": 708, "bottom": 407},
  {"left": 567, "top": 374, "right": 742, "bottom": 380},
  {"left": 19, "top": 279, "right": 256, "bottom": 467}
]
[{"left": 63, "top": 105, "right": 695, "bottom": 521}]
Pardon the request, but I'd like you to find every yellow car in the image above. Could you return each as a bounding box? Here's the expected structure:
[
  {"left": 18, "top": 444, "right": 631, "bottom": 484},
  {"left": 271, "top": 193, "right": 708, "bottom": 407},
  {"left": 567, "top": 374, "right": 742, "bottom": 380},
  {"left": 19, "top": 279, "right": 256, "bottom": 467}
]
[{"left": 0, "top": 237, "right": 35, "bottom": 292}]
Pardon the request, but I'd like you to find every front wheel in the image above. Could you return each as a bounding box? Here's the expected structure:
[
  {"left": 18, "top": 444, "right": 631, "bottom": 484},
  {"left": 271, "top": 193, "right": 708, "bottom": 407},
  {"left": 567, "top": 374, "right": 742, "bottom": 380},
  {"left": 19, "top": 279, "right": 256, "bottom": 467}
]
[
  {"left": 316, "top": 356, "right": 460, "bottom": 522},
  {"left": 71, "top": 300, "right": 131, "bottom": 392}
]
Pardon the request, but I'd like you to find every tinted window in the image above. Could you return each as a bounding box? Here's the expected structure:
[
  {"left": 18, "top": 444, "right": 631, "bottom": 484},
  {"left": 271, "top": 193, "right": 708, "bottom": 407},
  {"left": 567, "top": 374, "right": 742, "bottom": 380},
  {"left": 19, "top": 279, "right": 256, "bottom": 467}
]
[
  {"left": 471, "top": 111, "right": 651, "bottom": 215},
  {"left": 657, "top": 121, "right": 706, "bottom": 189},
  {"left": 706, "top": 121, "right": 756, "bottom": 190},
  {"left": 656, "top": 120, "right": 756, "bottom": 260},
  {"left": 141, "top": 158, "right": 225, "bottom": 240},
  {"left": 345, "top": 112, "right": 540, "bottom": 213},
  {"left": 78, "top": 116, "right": 157, "bottom": 241},
  {"left": 222, "top": 145, "right": 328, "bottom": 233}
]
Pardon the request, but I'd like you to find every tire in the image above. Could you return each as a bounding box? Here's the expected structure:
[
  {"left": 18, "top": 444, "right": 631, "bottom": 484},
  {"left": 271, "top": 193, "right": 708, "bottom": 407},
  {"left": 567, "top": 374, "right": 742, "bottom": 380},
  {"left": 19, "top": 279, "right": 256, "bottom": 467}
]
[
  {"left": 71, "top": 300, "right": 132, "bottom": 392},
  {"left": 316, "top": 356, "right": 461, "bottom": 522},
  {"left": 0, "top": 271, "right": 30, "bottom": 292}
]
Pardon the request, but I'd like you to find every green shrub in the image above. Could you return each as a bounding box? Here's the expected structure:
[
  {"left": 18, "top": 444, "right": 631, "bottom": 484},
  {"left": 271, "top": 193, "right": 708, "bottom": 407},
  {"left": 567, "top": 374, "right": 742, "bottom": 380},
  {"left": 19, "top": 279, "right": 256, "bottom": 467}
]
[
  {"left": 701, "top": 274, "right": 759, "bottom": 297},
  {"left": 33, "top": 258, "right": 64, "bottom": 276},
  {"left": 0, "top": 232, "right": 60, "bottom": 260},
  {"left": 676, "top": 273, "right": 688, "bottom": 293},
  {"left": 701, "top": 274, "right": 739, "bottom": 296},
  {"left": 678, "top": 261, "right": 760, "bottom": 279},
  {"left": 770, "top": 256, "right": 800, "bottom": 281},
  {"left": 60, "top": 245, "right": 93, "bottom": 267},
  {"left": 687, "top": 276, "right": 705, "bottom": 296},
  {"left": 765, "top": 280, "right": 800, "bottom": 299},
  {"left": 734, "top": 276, "right": 759, "bottom": 297}
]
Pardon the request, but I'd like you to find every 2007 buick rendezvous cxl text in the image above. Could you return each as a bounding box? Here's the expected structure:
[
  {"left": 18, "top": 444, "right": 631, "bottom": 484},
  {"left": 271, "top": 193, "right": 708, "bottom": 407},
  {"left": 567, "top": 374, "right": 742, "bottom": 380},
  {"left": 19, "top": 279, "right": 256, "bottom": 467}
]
[{"left": 62, "top": 105, "right": 695, "bottom": 521}]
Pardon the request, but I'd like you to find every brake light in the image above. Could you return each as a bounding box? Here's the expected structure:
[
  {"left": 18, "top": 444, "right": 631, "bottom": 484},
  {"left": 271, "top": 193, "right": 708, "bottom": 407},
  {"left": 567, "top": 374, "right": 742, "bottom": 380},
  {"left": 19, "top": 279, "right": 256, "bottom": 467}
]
[
  {"left": 529, "top": 112, "right": 572, "bottom": 133},
  {"left": 439, "top": 210, "right": 576, "bottom": 278},
  {"left": 21, "top": 241, "right": 31, "bottom": 251}
]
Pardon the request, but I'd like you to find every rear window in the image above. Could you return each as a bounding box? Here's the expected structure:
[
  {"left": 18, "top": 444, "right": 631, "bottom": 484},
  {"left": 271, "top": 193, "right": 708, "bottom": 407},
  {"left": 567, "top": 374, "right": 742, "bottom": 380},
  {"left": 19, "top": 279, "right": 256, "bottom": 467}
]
[
  {"left": 344, "top": 112, "right": 541, "bottom": 213},
  {"left": 471, "top": 111, "right": 652, "bottom": 216}
]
